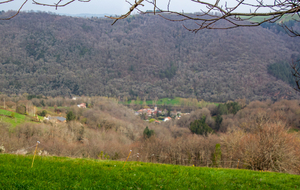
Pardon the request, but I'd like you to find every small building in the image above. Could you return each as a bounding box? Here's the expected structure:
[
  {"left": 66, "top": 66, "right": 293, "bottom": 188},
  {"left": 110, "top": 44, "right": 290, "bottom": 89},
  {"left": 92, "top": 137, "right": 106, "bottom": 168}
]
[
  {"left": 46, "top": 116, "right": 66, "bottom": 123},
  {"left": 77, "top": 103, "right": 86, "bottom": 108},
  {"left": 164, "top": 117, "right": 172, "bottom": 122},
  {"left": 147, "top": 109, "right": 152, "bottom": 116}
]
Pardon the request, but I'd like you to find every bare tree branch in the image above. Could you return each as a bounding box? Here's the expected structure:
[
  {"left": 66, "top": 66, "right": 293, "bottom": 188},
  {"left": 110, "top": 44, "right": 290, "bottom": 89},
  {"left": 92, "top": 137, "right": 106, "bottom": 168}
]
[
  {"left": 290, "top": 60, "right": 300, "bottom": 92},
  {"left": 105, "top": 0, "right": 144, "bottom": 25},
  {"left": 1, "top": 0, "right": 300, "bottom": 34},
  {"left": 0, "top": 0, "right": 28, "bottom": 20}
]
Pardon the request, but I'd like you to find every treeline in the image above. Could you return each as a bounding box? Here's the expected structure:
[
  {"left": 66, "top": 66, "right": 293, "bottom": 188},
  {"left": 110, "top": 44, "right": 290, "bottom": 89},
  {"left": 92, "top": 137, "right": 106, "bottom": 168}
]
[
  {"left": 0, "top": 11, "right": 299, "bottom": 101},
  {"left": 0, "top": 94, "right": 300, "bottom": 174}
]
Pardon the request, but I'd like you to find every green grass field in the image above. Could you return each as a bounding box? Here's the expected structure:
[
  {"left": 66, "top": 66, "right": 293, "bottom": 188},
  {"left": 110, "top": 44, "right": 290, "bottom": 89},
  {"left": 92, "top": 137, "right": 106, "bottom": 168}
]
[
  {"left": 0, "top": 109, "right": 27, "bottom": 128},
  {"left": 123, "top": 97, "right": 219, "bottom": 108},
  {"left": 0, "top": 154, "right": 299, "bottom": 189},
  {"left": 0, "top": 109, "right": 43, "bottom": 128}
]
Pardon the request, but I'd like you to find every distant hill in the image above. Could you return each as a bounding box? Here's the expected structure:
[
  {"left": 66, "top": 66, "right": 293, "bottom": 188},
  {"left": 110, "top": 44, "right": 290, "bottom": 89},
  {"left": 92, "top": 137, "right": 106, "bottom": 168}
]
[
  {"left": 0, "top": 11, "right": 299, "bottom": 101},
  {"left": 57, "top": 13, "right": 107, "bottom": 18}
]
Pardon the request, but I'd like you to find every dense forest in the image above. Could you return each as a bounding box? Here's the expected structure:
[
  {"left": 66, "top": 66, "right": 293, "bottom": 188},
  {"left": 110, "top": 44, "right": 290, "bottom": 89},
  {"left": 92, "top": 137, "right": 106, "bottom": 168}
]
[{"left": 0, "top": 11, "right": 300, "bottom": 101}]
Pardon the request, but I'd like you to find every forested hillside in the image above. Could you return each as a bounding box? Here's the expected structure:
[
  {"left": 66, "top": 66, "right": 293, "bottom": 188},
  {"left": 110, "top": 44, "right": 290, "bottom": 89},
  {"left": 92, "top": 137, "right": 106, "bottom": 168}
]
[{"left": 0, "top": 11, "right": 299, "bottom": 101}]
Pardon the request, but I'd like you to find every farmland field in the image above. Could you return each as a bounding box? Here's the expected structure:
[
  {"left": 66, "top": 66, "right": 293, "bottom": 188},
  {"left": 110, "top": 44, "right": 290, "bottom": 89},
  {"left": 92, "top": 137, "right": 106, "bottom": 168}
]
[
  {"left": 0, "top": 109, "right": 43, "bottom": 128},
  {"left": 0, "top": 154, "right": 299, "bottom": 189},
  {"left": 123, "top": 97, "right": 219, "bottom": 108}
]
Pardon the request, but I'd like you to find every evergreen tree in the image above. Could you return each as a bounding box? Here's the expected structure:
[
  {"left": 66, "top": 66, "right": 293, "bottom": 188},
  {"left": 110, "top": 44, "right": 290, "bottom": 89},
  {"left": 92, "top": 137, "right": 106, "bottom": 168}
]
[
  {"left": 215, "top": 114, "right": 223, "bottom": 131},
  {"left": 212, "top": 144, "right": 222, "bottom": 167},
  {"left": 217, "top": 104, "right": 228, "bottom": 115},
  {"left": 143, "top": 126, "right": 154, "bottom": 138},
  {"left": 189, "top": 116, "right": 213, "bottom": 136},
  {"left": 66, "top": 111, "right": 76, "bottom": 122}
]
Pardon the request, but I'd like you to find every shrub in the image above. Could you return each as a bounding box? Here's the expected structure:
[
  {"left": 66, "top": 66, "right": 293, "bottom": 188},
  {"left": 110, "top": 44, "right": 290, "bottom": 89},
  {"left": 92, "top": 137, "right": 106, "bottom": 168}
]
[
  {"left": 10, "top": 112, "right": 15, "bottom": 118},
  {"left": 221, "top": 122, "right": 300, "bottom": 173},
  {"left": 240, "top": 122, "right": 300, "bottom": 173}
]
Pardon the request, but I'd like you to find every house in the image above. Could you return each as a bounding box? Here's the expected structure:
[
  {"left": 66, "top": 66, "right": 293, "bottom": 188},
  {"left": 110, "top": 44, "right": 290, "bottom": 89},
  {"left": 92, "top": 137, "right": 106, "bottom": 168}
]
[
  {"left": 46, "top": 116, "right": 66, "bottom": 123},
  {"left": 164, "top": 117, "right": 172, "bottom": 122},
  {"left": 155, "top": 120, "right": 161, "bottom": 124},
  {"left": 77, "top": 103, "right": 86, "bottom": 108}
]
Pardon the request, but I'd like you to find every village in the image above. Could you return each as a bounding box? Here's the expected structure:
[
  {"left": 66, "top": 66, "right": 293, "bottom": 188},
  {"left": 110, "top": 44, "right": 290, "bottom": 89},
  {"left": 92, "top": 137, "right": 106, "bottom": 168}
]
[
  {"left": 135, "top": 106, "right": 190, "bottom": 123},
  {"left": 43, "top": 101, "right": 189, "bottom": 124}
]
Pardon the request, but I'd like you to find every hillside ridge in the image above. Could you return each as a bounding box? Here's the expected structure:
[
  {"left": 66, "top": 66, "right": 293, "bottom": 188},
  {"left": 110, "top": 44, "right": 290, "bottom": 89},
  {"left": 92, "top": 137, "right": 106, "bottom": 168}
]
[{"left": 0, "top": 11, "right": 299, "bottom": 101}]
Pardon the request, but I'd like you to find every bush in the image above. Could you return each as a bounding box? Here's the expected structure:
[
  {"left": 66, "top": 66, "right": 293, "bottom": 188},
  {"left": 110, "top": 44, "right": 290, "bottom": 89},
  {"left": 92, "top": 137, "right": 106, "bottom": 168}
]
[
  {"left": 221, "top": 123, "right": 300, "bottom": 173},
  {"left": 240, "top": 123, "right": 300, "bottom": 172},
  {"left": 10, "top": 112, "right": 15, "bottom": 118}
]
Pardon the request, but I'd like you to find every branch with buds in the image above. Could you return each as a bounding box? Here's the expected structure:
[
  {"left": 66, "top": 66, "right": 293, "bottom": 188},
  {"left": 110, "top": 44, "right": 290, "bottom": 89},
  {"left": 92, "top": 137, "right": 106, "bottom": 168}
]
[{"left": 0, "top": 0, "right": 299, "bottom": 35}]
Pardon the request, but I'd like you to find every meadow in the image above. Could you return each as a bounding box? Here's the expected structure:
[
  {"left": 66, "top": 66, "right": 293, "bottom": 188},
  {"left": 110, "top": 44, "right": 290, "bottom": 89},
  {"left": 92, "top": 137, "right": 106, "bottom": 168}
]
[
  {"left": 0, "top": 109, "right": 42, "bottom": 128},
  {"left": 0, "top": 154, "right": 299, "bottom": 189},
  {"left": 123, "top": 97, "right": 218, "bottom": 108}
]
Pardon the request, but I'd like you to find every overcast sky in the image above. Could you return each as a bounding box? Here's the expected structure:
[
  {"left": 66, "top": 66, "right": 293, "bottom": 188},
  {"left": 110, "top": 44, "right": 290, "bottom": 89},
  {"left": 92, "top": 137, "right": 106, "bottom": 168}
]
[{"left": 0, "top": 0, "right": 258, "bottom": 16}]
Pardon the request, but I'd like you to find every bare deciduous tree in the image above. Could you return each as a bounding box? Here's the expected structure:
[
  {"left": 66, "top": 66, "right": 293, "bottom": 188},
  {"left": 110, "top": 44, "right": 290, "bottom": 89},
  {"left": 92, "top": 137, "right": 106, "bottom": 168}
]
[
  {"left": 291, "top": 59, "right": 300, "bottom": 92},
  {"left": 2, "top": 0, "right": 300, "bottom": 90}
]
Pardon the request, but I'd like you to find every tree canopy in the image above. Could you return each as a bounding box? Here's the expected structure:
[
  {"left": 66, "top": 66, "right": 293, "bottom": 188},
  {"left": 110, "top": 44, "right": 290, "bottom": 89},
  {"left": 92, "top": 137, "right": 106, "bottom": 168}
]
[{"left": 1, "top": 0, "right": 300, "bottom": 91}]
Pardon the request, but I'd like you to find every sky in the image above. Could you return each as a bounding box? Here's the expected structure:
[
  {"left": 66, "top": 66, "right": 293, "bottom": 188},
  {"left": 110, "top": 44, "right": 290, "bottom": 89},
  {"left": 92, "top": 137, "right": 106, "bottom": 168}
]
[{"left": 0, "top": 0, "right": 259, "bottom": 16}]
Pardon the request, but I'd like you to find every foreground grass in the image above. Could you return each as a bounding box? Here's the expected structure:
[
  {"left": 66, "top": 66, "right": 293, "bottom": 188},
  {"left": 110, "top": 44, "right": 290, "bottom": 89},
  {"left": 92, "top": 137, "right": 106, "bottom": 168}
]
[{"left": 0, "top": 154, "right": 300, "bottom": 189}]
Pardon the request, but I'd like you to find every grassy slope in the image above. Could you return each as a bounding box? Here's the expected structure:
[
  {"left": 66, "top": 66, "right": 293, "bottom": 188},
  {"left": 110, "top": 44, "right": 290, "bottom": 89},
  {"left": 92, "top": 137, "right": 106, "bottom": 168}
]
[
  {"left": 0, "top": 109, "right": 43, "bottom": 128},
  {"left": 0, "top": 154, "right": 299, "bottom": 189},
  {"left": 0, "top": 109, "right": 26, "bottom": 127}
]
